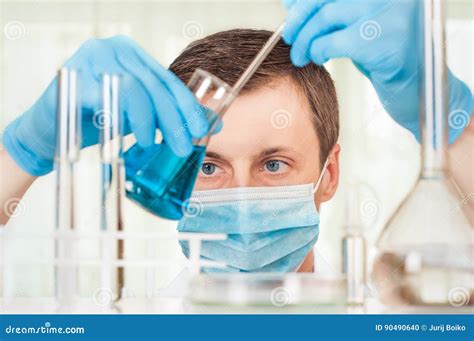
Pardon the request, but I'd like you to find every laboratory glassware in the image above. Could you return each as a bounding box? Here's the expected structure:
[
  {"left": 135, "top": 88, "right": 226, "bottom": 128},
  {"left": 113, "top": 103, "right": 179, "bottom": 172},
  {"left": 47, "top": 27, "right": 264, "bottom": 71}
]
[
  {"left": 187, "top": 273, "right": 346, "bottom": 312},
  {"left": 125, "top": 69, "right": 232, "bottom": 220},
  {"left": 55, "top": 67, "right": 81, "bottom": 311},
  {"left": 100, "top": 73, "right": 125, "bottom": 309},
  {"left": 342, "top": 185, "right": 367, "bottom": 306},
  {"left": 372, "top": 0, "right": 473, "bottom": 307},
  {"left": 125, "top": 24, "right": 286, "bottom": 220}
]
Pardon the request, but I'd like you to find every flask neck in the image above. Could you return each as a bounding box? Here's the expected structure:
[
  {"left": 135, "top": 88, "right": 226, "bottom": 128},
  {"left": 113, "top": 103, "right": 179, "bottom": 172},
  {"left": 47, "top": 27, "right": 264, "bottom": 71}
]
[
  {"left": 420, "top": 0, "right": 448, "bottom": 178},
  {"left": 420, "top": 118, "right": 448, "bottom": 178}
]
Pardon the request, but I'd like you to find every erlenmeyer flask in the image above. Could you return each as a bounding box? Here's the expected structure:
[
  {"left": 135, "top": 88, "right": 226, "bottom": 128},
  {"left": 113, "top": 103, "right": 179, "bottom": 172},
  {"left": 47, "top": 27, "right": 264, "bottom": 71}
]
[
  {"left": 372, "top": 0, "right": 473, "bottom": 307},
  {"left": 125, "top": 69, "right": 233, "bottom": 220}
]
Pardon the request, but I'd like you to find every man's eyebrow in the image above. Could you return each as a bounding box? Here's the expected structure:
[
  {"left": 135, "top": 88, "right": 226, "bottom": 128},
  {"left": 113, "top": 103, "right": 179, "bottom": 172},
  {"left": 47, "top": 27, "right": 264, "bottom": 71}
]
[
  {"left": 258, "top": 146, "right": 296, "bottom": 158},
  {"left": 205, "top": 151, "right": 226, "bottom": 160}
]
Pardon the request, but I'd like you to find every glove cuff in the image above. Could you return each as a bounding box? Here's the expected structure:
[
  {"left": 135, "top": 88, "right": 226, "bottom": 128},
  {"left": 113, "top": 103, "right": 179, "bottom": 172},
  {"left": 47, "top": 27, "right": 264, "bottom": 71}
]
[
  {"left": 447, "top": 70, "right": 473, "bottom": 144},
  {"left": 2, "top": 118, "right": 54, "bottom": 176}
]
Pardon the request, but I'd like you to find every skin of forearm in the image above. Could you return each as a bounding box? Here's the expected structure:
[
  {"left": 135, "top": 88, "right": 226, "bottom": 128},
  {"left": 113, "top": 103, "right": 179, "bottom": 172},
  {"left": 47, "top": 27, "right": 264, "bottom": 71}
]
[
  {"left": 0, "top": 147, "right": 36, "bottom": 225},
  {"left": 448, "top": 112, "right": 474, "bottom": 225}
]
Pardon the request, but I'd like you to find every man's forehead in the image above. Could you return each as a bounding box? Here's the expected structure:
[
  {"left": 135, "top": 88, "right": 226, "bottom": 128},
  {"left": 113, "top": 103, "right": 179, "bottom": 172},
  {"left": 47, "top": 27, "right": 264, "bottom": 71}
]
[
  {"left": 206, "top": 81, "right": 320, "bottom": 162},
  {"left": 223, "top": 81, "right": 312, "bottom": 124}
]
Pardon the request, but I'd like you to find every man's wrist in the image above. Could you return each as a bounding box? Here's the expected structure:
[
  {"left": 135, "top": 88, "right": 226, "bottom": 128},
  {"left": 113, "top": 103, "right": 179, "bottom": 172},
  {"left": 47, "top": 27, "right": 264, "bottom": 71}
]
[{"left": 2, "top": 119, "right": 53, "bottom": 176}]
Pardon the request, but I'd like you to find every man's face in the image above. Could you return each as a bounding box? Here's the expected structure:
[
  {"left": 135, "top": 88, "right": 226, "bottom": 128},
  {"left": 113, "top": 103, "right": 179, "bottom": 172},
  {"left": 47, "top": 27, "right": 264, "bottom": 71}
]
[{"left": 194, "top": 77, "right": 339, "bottom": 208}]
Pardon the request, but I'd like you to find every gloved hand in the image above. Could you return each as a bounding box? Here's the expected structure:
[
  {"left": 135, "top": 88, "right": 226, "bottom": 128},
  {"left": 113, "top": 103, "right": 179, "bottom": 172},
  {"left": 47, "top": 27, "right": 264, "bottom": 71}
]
[
  {"left": 2, "top": 35, "right": 209, "bottom": 176},
  {"left": 282, "top": 0, "right": 473, "bottom": 143}
]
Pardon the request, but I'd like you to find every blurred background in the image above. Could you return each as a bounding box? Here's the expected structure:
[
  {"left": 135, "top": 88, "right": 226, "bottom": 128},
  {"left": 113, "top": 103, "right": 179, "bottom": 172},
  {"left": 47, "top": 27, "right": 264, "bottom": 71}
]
[{"left": 0, "top": 0, "right": 472, "bottom": 299}]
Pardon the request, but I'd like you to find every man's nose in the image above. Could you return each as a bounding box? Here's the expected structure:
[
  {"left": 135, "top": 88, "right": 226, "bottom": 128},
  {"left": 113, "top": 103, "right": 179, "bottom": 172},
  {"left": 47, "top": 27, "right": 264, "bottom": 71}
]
[
  {"left": 229, "top": 172, "right": 253, "bottom": 188},
  {"left": 228, "top": 161, "right": 256, "bottom": 188}
]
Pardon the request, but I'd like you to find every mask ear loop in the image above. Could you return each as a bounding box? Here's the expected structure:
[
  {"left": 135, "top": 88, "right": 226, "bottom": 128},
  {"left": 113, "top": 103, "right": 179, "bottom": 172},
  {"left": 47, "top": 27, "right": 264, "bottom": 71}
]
[{"left": 313, "top": 158, "right": 330, "bottom": 194}]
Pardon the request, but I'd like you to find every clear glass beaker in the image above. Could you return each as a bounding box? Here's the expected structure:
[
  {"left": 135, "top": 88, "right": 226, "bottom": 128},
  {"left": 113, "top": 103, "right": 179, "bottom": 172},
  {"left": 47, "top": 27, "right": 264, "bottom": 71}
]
[
  {"left": 125, "top": 69, "right": 233, "bottom": 220},
  {"left": 371, "top": 0, "right": 473, "bottom": 307}
]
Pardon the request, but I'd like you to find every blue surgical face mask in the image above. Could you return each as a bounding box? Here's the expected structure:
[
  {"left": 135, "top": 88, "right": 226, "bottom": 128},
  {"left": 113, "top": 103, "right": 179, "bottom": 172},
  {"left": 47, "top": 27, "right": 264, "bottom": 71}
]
[{"left": 177, "top": 161, "right": 328, "bottom": 273}]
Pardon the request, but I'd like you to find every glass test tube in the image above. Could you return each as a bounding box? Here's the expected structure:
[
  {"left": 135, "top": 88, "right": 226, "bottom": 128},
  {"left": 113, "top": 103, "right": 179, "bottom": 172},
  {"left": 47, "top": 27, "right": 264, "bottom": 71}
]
[
  {"left": 342, "top": 186, "right": 366, "bottom": 306},
  {"left": 100, "top": 74, "right": 125, "bottom": 306},
  {"left": 55, "top": 67, "right": 81, "bottom": 310}
]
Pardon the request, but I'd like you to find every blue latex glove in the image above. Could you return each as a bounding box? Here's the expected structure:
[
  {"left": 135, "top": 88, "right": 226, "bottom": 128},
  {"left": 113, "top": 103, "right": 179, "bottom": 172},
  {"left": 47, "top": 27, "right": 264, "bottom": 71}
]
[
  {"left": 2, "top": 35, "right": 209, "bottom": 176},
  {"left": 283, "top": 0, "right": 473, "bottom": 143}
]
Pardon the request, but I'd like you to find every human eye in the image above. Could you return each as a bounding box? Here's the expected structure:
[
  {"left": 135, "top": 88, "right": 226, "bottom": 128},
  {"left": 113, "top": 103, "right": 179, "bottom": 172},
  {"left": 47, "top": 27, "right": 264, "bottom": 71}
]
[
  {"left": 200, "top": 162, "right": 222, "bottom": 177},
  {"left": 263, "top": 159, "right": 289, "bottom": 174}
]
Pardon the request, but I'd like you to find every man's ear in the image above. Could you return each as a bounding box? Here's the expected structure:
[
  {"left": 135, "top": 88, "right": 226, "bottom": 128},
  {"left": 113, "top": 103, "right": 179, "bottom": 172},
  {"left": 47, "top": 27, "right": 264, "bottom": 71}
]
[{"left": 317, "top": 143, "right": 340, "bottom": 203}]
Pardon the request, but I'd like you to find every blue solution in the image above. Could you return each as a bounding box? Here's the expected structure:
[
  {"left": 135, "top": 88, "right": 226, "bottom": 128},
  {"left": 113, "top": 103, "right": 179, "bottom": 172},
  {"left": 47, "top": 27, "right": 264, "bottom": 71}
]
[{"left": 124, "top": 143, "right": 206, "bottom": 220}]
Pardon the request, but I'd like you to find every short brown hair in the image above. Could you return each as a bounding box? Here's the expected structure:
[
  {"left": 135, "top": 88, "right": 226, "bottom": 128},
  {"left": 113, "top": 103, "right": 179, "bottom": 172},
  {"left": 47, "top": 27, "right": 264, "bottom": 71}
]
[{"left": 169, "top": 29, "right": 339, "bottom": 165}]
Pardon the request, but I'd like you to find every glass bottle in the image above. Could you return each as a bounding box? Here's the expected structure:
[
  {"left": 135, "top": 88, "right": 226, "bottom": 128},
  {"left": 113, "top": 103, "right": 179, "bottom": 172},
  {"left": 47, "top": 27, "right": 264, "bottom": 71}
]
[{"left": 372, "top": 0, "right": 473, "bottom": 307}]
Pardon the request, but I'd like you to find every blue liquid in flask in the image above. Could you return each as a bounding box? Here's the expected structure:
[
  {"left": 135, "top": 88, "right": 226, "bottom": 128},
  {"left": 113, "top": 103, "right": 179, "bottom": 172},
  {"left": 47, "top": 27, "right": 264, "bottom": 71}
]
[{"left": 125, "top": 143, "right": 206, "bottom": 220}]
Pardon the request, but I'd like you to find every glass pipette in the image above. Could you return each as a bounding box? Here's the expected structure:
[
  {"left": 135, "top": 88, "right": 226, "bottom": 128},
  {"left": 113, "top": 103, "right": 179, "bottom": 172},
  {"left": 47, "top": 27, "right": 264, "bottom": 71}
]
[{"left": 218, "top": 23, "right": 286, "bottom": 114}]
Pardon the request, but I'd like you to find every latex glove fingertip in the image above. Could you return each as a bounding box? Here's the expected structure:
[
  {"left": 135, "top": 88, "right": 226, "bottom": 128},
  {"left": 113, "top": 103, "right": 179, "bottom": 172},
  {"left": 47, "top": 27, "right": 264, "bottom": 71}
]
[
  {"left": 282, "top": 31, "right": 293, "bottom": 46},
  {"left": 290, "top": 48, "right": 311, "bottom": 67}
]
